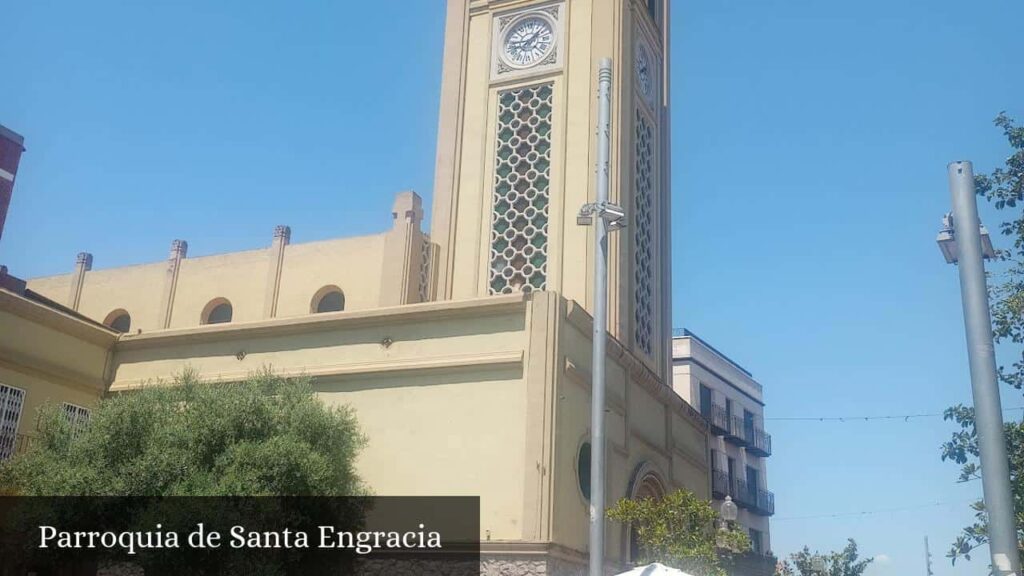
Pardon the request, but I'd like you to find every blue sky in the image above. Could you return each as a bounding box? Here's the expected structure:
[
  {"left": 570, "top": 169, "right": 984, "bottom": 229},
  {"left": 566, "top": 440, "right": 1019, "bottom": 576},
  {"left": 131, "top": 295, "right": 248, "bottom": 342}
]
[{"left": 1, "top": 1, "right": 1022, "bottom": 575}]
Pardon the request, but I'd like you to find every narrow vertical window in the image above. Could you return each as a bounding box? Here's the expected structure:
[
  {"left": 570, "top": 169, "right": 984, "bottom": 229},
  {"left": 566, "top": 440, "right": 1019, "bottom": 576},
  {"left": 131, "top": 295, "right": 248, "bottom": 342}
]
[
  {"left": 633, "top": 109, "right": 655, "bottom": 356},
  {"left": 489, "top": 83, "right": 553, "bottom": 295},
  {"left": 418, "top": 237, "right": 432, "bottom": 302},
  {"left": 0, "top": 384, "right": 26, "bottom": 461}
]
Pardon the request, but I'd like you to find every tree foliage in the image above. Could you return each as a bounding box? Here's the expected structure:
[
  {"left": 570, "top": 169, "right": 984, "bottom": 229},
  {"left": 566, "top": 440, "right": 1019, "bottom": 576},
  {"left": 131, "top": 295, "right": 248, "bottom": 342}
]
[
  {"left": 0, "top": 369, "right": 366, "bottom": 496},
  {"left": 940, "top": 113, "right": 1024, "bottom": 565},
  {"left": 774, "top": 539, "right": 872, "bottom": 576},
  {"left": 606, "top": 488, "right": 750, "bottom": 576}
]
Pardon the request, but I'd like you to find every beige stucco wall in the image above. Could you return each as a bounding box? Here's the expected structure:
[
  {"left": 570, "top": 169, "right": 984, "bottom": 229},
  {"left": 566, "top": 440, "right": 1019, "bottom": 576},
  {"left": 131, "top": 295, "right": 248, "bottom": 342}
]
[
  {"left": 275, "top": 236, "right": 386, "bottom": 317},
  {"left": 0, "top": 290, "right": 114, "bottom": 439},
  {"left": 552, "top": 300, "right": 708, "bottom": 562},
  {"left": 24, "top": 191, "right": 427, "bottom": 334},
  {"left": 1, "top": 280, "right": 708, "bottom": 565},
  {"left": 109, "top": 294, "right": 534, "bottom": 541}
]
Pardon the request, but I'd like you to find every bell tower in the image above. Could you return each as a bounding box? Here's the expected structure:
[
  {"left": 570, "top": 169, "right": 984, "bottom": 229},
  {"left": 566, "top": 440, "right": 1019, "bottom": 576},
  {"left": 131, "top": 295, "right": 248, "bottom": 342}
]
[{"left": 430, "top": 0, "right": 672, "bottom": 374}]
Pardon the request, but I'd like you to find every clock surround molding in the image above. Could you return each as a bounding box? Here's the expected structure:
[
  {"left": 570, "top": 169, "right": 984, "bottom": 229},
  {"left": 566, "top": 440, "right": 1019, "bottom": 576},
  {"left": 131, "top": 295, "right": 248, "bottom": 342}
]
[{"left": 490, "top": 2, "right": 565, "bottom": 83}]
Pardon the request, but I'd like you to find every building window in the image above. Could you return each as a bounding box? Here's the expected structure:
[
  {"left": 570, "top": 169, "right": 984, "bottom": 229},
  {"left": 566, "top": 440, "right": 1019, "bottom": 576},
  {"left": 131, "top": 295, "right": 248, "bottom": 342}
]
[
  {"left": 0, "top": 384, "right": 26, "bottom": 461},
  {"left": 699, "top": 383, "right": 712, "bottom": 417},
  {"left": 628, "top": 467, "right": 667, "bottom": 562},
  {"left": 202, "top": 298, "right": 233, "bottom": 325},
  {"left": 62, "top": 403, "right": 91, "bottom": 439},
  {"left": 633, "top": 107, "right": 656, "bottom": 356},
  {"left": 311, "top": 286, "right": 345, "bottom": 313},
  {"left": 489, "top": 82, "right": 553, "bottom": 295},
  {"left": 103, "top": 309, "right": 131, "bottom": 333},
  {"left": 577, "top": 441, "right": 592, "bottom": 501},
  {"left": 750, "top": 528, "right": 763, "bottom": 555}
]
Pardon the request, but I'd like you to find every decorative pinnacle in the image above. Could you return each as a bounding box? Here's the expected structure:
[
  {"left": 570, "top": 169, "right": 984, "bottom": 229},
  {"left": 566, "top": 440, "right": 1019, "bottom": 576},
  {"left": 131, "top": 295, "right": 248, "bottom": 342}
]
[
  {"left": 75, "top": 252, "right": 93, "bottom": 270},
  {"left": 170, "top": 239, "right": 188, "bottom": 259}
]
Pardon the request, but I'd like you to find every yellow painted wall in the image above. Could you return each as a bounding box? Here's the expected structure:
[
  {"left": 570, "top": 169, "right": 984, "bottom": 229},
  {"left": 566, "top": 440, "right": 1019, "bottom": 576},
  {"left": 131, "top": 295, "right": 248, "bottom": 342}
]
[
  {"left": 26, "top": 232, "right": 392, "bottom": 333},
  {"left": 551, "top": 300, "right": 708, "bottom": 562},
  {"left": 316, "top": 367, "right": 527, "bottom": 539},
  {"left": 0, "top": 291, "right": 113, "bottom": 440},
  {"left": 275, "top": 236, "right": 386, "bottom": 317}
]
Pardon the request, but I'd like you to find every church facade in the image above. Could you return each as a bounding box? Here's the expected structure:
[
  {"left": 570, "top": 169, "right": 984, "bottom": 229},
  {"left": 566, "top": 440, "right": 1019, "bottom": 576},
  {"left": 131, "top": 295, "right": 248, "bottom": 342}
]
[{"left": 0, "top": 1, "right": 712, "bottom": 574}]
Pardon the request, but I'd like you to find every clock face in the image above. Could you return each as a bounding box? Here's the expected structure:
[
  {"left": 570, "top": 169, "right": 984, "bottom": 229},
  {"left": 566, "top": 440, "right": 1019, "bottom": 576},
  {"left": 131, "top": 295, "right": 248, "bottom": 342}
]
[
  {"left": 502, "top": 15, "right": 555, "bottom": 68},
  {"left": 636, "top": 44, "right": 653, "bottom": 100}
]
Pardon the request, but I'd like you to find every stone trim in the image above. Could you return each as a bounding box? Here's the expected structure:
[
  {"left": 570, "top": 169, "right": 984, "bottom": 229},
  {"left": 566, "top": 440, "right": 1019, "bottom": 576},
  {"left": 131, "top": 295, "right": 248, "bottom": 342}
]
[
  {"left": 110, "top": 350, "right": 524, "bottom": 391},
  {"left": 116, "top": 293, "right": 532, "bottom": 349}
]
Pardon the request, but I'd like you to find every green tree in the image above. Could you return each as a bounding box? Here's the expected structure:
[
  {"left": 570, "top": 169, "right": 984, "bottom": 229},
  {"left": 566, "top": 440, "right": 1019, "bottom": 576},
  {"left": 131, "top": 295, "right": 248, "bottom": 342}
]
[
  {"left": 940, "top": 113, "right": 1024, "bottom": 564},
  {"left": 775, "top": 539, "right": 872, "bottom": 576},
  {"left": 606, "top": 488, "right": 750, "bottom": 576},
  {"left": 0, "top": 368, "right": 366, "bottom": 496}
]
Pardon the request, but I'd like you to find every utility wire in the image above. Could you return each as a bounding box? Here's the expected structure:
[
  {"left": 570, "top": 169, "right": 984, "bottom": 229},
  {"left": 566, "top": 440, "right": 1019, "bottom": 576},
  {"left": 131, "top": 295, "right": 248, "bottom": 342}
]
[
  {"left": 773, "top": 499, "right": 975, "bottom": 521},
  {"left": 766, "top": 406, "right": 1024, "bottom": 422}
]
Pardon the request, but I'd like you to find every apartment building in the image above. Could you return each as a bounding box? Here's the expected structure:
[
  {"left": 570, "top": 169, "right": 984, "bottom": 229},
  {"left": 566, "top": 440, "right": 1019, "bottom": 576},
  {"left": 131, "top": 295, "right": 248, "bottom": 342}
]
[{"left": 671, "top": 330, "right": 774, "bottom": 560}]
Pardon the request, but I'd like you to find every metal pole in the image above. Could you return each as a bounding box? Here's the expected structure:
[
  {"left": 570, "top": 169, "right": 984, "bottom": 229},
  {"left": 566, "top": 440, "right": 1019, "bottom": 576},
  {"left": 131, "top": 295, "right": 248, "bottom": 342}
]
[
  {"left": 589, "top": 57, "right": 613, "bottom": 576},
  {"left": 949, "top": 160, "right": 1021, "bottom": 576},
  {"left": 925, "top": 536, "right": 934, "bottom": 576}
]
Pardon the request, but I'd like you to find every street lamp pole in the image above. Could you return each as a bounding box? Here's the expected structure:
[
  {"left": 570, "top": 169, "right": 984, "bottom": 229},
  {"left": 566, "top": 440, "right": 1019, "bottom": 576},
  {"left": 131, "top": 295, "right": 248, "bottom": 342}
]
[
  {"left": 943, "top": 160, "right": 1021, "bottom": 576},
  {"left": 578, "top": 57, "right": 624, "bottom": 576}
]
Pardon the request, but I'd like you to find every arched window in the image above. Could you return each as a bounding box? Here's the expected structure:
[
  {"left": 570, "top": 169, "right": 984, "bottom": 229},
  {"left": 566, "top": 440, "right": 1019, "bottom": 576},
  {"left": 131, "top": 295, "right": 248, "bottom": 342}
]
[
  {"left": 202, "top": 298, "right": 233, "bottom": 325},
  {"left": 103, "top": 309, "right": 131, "bottom": 333},
  {"left": 627, "top": 465, "right": 667, "bottom": 563},
  {"left": 310, "top": 286, "right": 345, "bottom": 313}
]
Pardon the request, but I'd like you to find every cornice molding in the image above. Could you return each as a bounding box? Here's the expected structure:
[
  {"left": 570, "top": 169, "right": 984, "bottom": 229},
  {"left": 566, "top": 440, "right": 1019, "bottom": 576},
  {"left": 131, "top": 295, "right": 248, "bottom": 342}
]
[
  {"left": 116, "top": 294, "right": 531, "bottom": 350},
  {"left": 110, "top": 350, "right": 524, "bottom": 391},
  {"left": 0, "top": 288, "right": 118, "bottom": 347}
]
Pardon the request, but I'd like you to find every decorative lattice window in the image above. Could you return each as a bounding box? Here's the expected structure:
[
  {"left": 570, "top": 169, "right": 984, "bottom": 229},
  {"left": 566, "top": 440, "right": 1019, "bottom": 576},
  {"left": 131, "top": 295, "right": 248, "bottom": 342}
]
[
  {"left": 418, "top": 236, "right": 432, "bottom": 302},
  {"left": 0, "top": 384, "right": 26, "bottom": 461},
  {"left": 489, "top": 83, "right": 553, "bottom": 295},
  {"left": 633, "top": 109, "right": 655, "bottom": 356}
]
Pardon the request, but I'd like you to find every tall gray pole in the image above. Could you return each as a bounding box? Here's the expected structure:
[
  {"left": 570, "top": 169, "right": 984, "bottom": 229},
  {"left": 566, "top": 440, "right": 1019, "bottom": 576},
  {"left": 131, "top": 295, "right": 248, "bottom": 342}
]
[
  {"left": 925, "top": 536, "right": 934, "bottom": 576},
  {"left": 588, "top": 57, "right": 613, "bottom": 576},
  {"left": 949, "top": 160, "right": 1021, "bottom": 576}
]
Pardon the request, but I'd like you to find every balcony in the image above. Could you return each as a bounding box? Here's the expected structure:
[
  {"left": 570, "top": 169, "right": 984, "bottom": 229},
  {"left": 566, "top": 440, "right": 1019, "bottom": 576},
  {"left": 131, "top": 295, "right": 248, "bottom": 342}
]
[
  {"left": 723, "top": 416, "right": 772, "bottom": 457},
  {"left": 755, "top": 488, "right": 775, "bottom": 516},
  {"left": 725, "top": 415, "right": 745, "bottom": 444},
  {"left": 0, "top": 432, "right": 33, "bottom": 461},
  {"left": 702, "top": 403, "right": 731, "bottom": 436},
  {"left": 736, "top": 481, "right": 774, "bottom": 515},
  {"left": 711, "top": 468, "right": 732, "bottom": 499},
  {"left": 747, "top": 426, "right": 772, "bottom": 457},
  {"left": 733, "top": 478, "right": 755, "bottom": 509}
]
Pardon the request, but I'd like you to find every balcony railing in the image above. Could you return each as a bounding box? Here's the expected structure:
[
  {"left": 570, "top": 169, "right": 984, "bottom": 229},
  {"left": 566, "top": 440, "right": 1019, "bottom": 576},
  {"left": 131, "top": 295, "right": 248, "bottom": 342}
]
[
  {"left": 733, "top": 478, "right": 756, "bottom": 509},
  {"left": 726, "top": 415, "right": 746, "bottom": 444},
  {"left": 755, "top": 488, "right": 775, "bottom": 516},
  {"left": 0, "top": 432, "right": 33, "bottom": 461},
  {"left": 711, "top": 468, "right": 731, "bottom": 499},
  {"left": 723, "top": 416, "right": 772, "bottom": 457},
  {"left": 747, "top": 427, "right": 772, "bottom": 457},
  {"left": 734, "top": 480, "right": 775, "bottom": 516},
  {"left": 702, "top": 403, "right": 731, "bottom": 436}
]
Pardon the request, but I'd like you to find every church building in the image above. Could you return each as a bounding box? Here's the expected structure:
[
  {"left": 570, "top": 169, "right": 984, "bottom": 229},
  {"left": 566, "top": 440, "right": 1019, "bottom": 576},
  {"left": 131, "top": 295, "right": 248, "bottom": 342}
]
[{"left": 0, "top": 1, "right": 713, "bottom": 574}]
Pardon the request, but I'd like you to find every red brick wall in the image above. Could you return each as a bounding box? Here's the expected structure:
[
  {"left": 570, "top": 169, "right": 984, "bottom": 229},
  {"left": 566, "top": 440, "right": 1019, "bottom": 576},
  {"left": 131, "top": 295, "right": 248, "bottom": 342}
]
[{"left": 0, "top": 130, "right": 25, "bottom": 243}]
